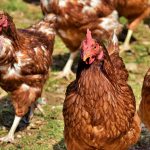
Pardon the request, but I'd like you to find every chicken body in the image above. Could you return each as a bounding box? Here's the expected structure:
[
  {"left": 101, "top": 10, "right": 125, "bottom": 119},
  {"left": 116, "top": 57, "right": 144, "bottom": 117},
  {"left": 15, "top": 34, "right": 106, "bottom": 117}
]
[
  {"left": 0, "top": 11, "right": 56, "bottom": 142},
  {"left": 40, "top": 0, "right": 150, "bottom": 77},
  {"left": 139, "top": 68, "right": 150, "bottom": 131},
  {"left": 41, "top": 0, "right": 122, "bottom": 78},
  {"left": 114, "top": 0, "right": 150, "bottom": 51},
  {"left": 63, "top": 31, "right": 140, "bottom": 150}
]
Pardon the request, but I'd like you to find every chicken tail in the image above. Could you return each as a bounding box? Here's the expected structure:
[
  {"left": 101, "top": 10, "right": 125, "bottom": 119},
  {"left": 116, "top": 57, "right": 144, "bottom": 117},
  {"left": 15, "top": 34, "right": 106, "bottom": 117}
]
[
  {"left": 107, "top": 29, "right": 119, "bottom": 55},
  {"left": 28, "top": 13, "right": 56, "bottom": 41},
  {"left": 40, "top": 0, "right": 51, "bottom": 15}
]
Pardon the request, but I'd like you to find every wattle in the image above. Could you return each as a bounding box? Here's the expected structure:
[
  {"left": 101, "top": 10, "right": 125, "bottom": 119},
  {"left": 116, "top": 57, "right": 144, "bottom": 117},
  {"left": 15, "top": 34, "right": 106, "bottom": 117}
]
[
  {"left": 97, "top": 51, "right": 104, "bottom": 60},
  {"left": 3, "top": 20, "right": 8, "bottom": 27},
  {"left": 0, "top": 37, "right": 3, "bottom": 50}
]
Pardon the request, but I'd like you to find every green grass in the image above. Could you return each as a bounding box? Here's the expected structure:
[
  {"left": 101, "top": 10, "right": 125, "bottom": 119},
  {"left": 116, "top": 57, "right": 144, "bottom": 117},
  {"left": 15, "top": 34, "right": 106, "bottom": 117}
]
[
  {"left": 0, "top": 0, "right": 42, "bottom": 28},
  {"left": 0, "top": 0, "right": 150, "bottom": 149},
  {"left": 0, "top": 0, "right": 27, "bottom": 12},
  {"left": 1, "top": 0, "right": 27, "bottom": 12}
]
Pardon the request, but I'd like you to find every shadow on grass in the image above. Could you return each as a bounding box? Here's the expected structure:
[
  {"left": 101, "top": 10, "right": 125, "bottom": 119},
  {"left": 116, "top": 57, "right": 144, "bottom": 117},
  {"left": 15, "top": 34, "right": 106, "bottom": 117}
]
[
  {"left": 23, "top": 0, "right": 40, "bottom": 5},
  {"left": 53, "top": 138, "right": 66, "bottom": 150},
  {"left": 129, "top": 125, "right": 150, "bottom": 150},
  {"left": 118, "top": 27, "right": 137, "bottom": 43},
  {"left": 0, "top": 96, "right": 30, "bottom": 132},
  {"left": 52, "top": 53, "right": 79, "bottom": 72},
  {"left": 144, "top": 17, "right": 150, "bottom": 28}
]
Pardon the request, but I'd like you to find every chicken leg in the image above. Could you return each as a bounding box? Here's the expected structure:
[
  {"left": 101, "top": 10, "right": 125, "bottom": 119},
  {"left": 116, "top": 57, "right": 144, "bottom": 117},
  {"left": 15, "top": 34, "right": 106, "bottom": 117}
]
[
  {"left": 29, "top": 102, "right": 46, "bottom": 119},
  {"left": 120, "top": 6, "right": 150, "bottom": 53},
  {"left": 120, "top": 29, "right": 133, "bottom": 53},
  {"left": 0, "top": 115, "right": 21, "bottom": 143},
  {"left": 56, "top": 51, "right": 78, "bottom": 79}
]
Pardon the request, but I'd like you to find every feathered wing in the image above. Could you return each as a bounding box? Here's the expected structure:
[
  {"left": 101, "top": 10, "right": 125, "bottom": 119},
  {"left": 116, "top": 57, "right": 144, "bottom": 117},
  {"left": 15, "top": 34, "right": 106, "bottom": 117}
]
[
  {"left": 106, "top": 32, "right": 128, "bottom": 82},
  {"left": 13, "top": 14, "right": 56, "bottom": 76},
  {"left": 139, "top": 69, "right": 150, "bottom": 130},
  {"left": 105, "top": 35, "right": 141, "bottom": 148}
]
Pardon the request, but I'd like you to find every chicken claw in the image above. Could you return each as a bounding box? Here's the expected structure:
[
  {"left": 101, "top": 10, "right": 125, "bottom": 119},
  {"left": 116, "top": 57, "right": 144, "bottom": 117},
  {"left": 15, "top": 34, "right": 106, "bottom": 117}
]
[
  {"left": 119, "top": 44, "right": 132, "bottom": 53},
  {"left": 55, "top": 51, "right": 78, "bottom": 80},
  {"left": 55, "top": 70, "right": 75, "bottom": 80},
  {"left": 119, "top": 29, "right": 133, "bottom": 53},
  {"left": 0, "top": 135, "right": 14, "bottom": 143}
]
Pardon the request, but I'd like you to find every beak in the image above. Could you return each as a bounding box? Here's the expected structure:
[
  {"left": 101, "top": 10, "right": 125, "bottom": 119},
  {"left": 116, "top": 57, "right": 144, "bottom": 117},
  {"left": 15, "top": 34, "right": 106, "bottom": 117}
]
[{"left": 83, "top": 53, "right": 90, "bottom": 62}]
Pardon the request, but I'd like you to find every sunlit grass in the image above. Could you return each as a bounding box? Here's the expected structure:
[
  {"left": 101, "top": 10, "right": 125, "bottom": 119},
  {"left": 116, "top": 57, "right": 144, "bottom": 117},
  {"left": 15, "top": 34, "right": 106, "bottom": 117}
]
[{"left": 0, "top": 0, "right": 42, "bottom": 28}]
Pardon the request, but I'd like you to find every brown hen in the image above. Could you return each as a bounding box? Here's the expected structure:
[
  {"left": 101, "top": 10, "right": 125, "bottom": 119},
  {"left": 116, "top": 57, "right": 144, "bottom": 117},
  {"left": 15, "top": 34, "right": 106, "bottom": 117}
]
[
  {"left": 114, "top": 0, "right": 150, "bottom": 51},
  {"left": 0, "top": 11, "right": 56, "bottom": 143},
  {"left": 63, "top": 29, "right": 141, "bottom": 150},
  {"left": 40, "top": 0, "right": 150, "bottom": 78},
  {"left": 40, "top": 0, "right": 122, "bottom": 78},
  {"left": 139, "top": 69, "right": 150, "bottom": 131}
]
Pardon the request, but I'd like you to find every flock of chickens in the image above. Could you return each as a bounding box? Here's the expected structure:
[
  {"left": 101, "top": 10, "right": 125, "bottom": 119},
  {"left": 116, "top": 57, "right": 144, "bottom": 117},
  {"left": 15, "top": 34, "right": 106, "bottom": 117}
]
[{"left": 0, "top": 0, "right": 150, "bottom": 149}]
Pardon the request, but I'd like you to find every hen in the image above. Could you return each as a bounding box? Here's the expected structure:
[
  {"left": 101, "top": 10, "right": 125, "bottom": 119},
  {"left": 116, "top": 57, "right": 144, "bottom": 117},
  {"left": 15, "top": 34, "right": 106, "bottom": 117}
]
[
  {"left": 115, "top": 0, "right": 150, "bottom": 51},
  {"left": 0, "top": 11, "right": 56, "bottom": 143},
  {"left": 40, "top": 0, "right": 122, "bottom": 78},
  {"left": 40, "top": 0, "right": 150, "bottom": 78},
  {"left": 63, "top": 29, "right": 141, "bottom": 150},
  {"left": 139, "top": 69, "right": 150, "bottom": 130}
]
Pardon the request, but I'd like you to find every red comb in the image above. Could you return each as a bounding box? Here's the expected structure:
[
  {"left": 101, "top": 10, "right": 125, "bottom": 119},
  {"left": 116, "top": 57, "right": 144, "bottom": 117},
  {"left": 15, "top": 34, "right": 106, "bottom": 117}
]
[
  {"left": 86, "top": 29, "right": 92, "bottom": 43},
  {"left": 82, "top": 29, "right": 94, "bottom": 51},
  {"left": 82, "top": 29, "right": 95, "bottom": 51},
  {"left": 85, "top": 29, "right": 95, "bottom": 47}
]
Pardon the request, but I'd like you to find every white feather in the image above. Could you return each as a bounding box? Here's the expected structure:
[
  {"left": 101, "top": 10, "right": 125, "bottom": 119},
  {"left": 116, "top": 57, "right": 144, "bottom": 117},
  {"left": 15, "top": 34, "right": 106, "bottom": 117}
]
[{"left": 21, "top": 84, "right": 30, "bottom": 91}]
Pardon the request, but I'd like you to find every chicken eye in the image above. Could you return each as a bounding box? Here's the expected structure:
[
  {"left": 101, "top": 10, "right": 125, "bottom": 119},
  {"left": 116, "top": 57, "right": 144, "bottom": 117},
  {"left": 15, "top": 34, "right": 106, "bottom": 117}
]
[{"left": 93, "top": 45, "right": 97, "bottom": 50}]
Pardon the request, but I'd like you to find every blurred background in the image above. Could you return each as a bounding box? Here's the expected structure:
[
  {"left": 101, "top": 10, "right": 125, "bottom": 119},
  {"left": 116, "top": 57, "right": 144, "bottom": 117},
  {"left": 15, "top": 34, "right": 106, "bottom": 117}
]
[{"left": 0, "top": 0, "right": 150, "bottom": 149}]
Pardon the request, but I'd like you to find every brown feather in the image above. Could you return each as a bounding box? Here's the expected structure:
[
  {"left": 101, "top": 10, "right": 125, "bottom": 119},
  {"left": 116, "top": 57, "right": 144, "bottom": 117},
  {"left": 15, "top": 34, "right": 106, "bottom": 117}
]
[{"left": 139, "top": 69, "right": 150, "bottom": 130}]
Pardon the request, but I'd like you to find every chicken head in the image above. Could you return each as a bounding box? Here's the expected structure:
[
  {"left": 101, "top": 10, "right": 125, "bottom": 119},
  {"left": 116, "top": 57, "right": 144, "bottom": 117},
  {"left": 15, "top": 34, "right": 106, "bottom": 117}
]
[
  {"left": 0, "top": 11, "right": 9, "bottom": 33},
  {"left": 81, "top": 29, "right": 104, "bottom": 64}
]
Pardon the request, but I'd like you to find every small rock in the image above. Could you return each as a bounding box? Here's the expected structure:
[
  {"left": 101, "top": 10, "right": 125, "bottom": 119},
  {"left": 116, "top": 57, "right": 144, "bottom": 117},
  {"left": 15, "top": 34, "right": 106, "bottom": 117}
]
[
  {"left": 27, "top": 132, "right": 32, "bottom": 136},
  {"left": 37, "top": 97, "right": 47, "bottom": 105},
  {"left": 35, "top": 120, "right": 43, "bottom": 125},
  {"left": 17, "top": 134, "right": 22, "bottom": 138},
  {"left": 125, "top": 63, "right": 138, "bottom": 73},
  {"left": 2, "top": 126, "right": 7, "bottom": 130},
  {"left": 27, "top": 123, "right": 36, "bottom": 130},
  {"left": 51, "top": 105, "right": 63, "bottom": 110}
]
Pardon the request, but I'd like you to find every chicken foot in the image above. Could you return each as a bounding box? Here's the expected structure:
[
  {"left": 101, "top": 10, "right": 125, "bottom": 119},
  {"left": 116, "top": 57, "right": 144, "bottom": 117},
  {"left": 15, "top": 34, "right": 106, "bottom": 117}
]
[
  {"left": 120, "top": 29, "right": 133, "bottom": 53},
  {"left": 0, "top": 115, "right": 21, "bottom": 143},
  {"left": 120, "top": 6, "right": 150, "bottom": 53},
  {"left": 0, "top": 104, "right": 44, "bottom": 143},
  {"left": 56, "top": 51, "right": 78, "bottom": 79},
  {"left": 29, "top": 102, "right": 46, "bottom": 119}
]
